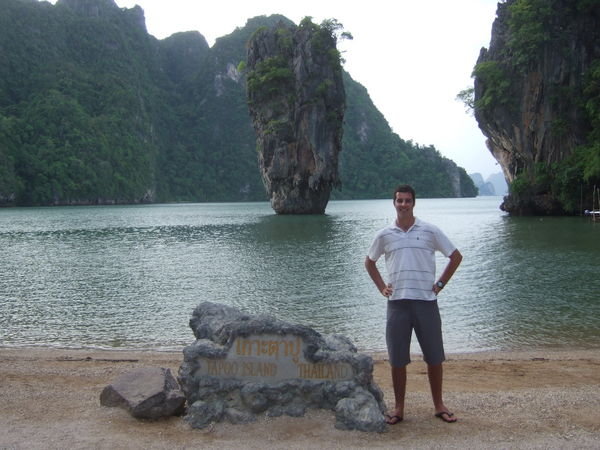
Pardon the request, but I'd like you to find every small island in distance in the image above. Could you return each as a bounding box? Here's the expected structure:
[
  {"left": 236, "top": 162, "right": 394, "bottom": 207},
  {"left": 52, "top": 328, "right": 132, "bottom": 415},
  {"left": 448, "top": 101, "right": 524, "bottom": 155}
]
[{"left": 469, "top": 172, "right": 508, "bottom": 197}]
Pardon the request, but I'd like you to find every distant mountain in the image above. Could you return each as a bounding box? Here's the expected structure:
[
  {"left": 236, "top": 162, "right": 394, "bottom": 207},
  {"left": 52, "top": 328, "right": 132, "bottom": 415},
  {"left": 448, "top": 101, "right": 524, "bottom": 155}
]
[
  {"left": 487, "top": 172, "right": 508, "bottom": 196},
  {"left": 469, "top": 172, "right": 508, "bottom": 196},
  {"left": 0, "top": 0, "right": 477, "bottom": 206}
]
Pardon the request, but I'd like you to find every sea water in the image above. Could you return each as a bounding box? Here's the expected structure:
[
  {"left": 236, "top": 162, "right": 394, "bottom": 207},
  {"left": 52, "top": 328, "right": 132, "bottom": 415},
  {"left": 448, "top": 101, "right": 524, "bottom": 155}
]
[{"left": 1, "top": 197, "right": 599, "bottom": 353}]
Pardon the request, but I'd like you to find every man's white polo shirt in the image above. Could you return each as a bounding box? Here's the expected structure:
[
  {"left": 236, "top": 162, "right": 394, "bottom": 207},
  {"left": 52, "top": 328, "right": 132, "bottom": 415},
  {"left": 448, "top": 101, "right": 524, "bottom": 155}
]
[{"left": 367, "top": 218, "right": 456, "bottom": 301}]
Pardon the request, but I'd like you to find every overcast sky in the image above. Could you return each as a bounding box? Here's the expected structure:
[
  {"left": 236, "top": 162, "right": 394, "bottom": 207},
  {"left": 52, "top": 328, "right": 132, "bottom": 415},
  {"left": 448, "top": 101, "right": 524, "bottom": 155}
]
[{"left": 49, "top": 0, "right": 502, "bottom": 178}]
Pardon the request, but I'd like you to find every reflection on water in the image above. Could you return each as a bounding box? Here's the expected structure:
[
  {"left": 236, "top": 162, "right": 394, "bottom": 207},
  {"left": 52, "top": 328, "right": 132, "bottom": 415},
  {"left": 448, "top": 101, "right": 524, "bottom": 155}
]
[{"left": 1, "top": 198, "right": 599, "bottom": 353}]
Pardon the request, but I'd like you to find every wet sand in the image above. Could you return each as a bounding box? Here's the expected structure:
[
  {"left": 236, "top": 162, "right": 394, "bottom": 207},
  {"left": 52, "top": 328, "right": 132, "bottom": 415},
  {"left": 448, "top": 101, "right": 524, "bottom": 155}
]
[{"left": 1, "top": 347, "right": 598, "bottom": 449}]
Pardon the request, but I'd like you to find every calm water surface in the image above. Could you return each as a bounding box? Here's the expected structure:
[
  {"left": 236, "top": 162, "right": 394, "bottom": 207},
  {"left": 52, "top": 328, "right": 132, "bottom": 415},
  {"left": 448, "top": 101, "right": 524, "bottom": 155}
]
[{"left": 1, "top": 197, "right": 599, "bottom": 354}]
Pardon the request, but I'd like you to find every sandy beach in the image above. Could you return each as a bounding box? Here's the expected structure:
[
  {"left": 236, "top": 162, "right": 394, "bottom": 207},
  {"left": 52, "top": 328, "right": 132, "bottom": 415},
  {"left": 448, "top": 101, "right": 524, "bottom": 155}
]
[{"left": 1, "top": 347, "right": 598, "bottom": 449}]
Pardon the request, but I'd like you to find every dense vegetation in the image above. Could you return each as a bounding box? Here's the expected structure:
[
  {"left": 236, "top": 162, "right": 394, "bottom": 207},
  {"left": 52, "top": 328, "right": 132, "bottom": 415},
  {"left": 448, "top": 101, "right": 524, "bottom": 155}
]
[
  {"left": 461, "top": 0, "right": 600, "bottom": 214},
  {"left": 0, "top": 0, "right": 476, "bottom": 206},
  {"left": 508, "top": 0, "right": 600, "bottom": 213}
]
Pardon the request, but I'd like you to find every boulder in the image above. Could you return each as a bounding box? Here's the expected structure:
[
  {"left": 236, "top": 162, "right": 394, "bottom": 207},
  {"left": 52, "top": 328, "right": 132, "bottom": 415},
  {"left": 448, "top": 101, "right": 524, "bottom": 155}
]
[
  {"left": 335, "top": 389, "right": 387, "bottom": 432},
  {"left": 100, "top": 367, "right": 185, "bottom": 419}
]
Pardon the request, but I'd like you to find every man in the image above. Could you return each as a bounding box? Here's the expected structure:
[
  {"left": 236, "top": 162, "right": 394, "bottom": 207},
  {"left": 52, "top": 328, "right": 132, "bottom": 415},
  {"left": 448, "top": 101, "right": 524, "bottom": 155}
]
[{"left": 365, "top": 184, "right": 462, "bottom": 425}]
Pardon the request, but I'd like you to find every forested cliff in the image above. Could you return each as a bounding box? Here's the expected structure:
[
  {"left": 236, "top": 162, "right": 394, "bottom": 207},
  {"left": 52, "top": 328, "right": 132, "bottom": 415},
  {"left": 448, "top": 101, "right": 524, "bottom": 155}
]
[
  {"left": 471, "top": 0, "right": 600, "bottom": 215},
  {"left": 0, "top": 0, "right": 477, "bottom": 206}
]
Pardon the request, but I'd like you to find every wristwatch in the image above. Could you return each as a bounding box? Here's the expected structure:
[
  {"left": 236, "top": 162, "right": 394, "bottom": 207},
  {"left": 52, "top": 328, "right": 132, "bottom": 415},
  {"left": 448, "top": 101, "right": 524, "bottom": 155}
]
[{"left": 436, "top": 281, "right": 445, "bottom": 289}]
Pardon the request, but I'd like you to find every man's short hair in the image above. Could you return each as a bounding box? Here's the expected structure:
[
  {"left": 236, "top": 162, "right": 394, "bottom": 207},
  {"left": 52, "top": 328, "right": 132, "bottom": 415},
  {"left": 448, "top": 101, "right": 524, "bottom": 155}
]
[{"left": 393, "top": 184, "right": 416, "bottom": 204}]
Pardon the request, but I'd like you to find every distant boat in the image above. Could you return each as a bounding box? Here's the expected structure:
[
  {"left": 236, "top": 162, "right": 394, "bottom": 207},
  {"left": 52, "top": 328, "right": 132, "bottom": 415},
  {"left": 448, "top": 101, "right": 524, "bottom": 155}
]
[{"left": 586, "top": 186, "right": 600, "bottom": 220}]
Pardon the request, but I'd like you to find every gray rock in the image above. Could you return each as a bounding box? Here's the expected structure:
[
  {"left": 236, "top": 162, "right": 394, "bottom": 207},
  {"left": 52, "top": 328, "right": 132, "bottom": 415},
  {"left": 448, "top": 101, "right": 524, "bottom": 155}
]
[
  {"left": 323, "top": 334, "right": 357, "bottom": 353},
  {"left": 335, "top": 390, "right": 387, "bottom": 433},
  {"left": 240, "top": 384, "right": 270, "bottom": 413},
  {"left": 281, "top": 401, "right": 307, "bottom": 417},
  {"left": 179, "top": 302, "right": 387, "bottom": 432},
  {"left": 224, "top": 407, "right": 256, "bottom": 425},
  {"left": 185, "top": 400, "right": 225, "bottom": 429},
  {"left": 100, "top": 367, "right": 185, "bottom": 419}
]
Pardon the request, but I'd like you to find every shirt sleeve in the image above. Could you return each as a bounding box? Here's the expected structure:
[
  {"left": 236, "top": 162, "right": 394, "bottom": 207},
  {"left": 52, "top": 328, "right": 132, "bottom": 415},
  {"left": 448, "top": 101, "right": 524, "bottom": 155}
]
[
  {"left": 431, "top": 225, "right": 457, "bottom": 257},
  {"left": 367, "top": 231, "right": 384, "bottom": 261}
]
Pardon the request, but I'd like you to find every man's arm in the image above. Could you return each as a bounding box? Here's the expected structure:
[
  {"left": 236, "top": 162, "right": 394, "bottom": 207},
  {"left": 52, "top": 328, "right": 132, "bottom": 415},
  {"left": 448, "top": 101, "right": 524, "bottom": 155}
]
[
  {"left": 433, "top": 249, "right": 462, "bottom": 294},
  {"left": 364, "top": 256, "right": 393, "bottom": 297}
]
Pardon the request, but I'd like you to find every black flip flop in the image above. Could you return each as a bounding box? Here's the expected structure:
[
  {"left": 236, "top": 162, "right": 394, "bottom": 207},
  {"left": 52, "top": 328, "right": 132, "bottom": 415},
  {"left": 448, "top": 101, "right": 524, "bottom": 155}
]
[
  {"left": 385, "top": 414, "right": 403, "bottom": 425},
  {"left": 435, "top": 411, "right": 457, "bottom": 423}
]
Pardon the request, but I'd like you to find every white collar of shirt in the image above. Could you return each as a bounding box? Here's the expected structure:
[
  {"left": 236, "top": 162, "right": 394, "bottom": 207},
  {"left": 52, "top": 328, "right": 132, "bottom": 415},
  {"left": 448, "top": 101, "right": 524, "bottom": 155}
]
[{"left": 391, "top": 217, "right": 420, "bottom": 233}]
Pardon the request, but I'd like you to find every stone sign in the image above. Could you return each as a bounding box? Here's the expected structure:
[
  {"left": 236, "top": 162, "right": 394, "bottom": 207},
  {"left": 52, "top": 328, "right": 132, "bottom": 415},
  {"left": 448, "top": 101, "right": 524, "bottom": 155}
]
[{"left": 178, "top": 302, "right": 387, "bottom": 432}]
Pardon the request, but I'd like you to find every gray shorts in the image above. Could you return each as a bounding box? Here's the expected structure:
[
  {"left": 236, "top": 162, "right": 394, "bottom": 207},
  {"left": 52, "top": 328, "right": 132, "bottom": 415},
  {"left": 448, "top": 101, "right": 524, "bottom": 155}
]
[{"left": 386, "top": 300, "right": 445, "bottom": 368}]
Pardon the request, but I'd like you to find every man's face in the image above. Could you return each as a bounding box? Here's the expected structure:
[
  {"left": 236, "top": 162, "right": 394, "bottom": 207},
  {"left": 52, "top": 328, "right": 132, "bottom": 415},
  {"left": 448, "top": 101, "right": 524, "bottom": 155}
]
[{"left": 394, "top": 192, "right": 414, "bottom": 217}]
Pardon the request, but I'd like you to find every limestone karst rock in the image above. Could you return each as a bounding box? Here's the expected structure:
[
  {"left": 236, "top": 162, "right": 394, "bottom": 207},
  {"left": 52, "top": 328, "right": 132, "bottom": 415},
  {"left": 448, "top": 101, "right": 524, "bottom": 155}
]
[
  {"left": 473, "top": 0, "right": 600, "bottom": 214},
  {"left": 246, "top": 19, "right": 345, "bottom": 214},
  {"left": 1, "top": 3, "right": 476, "bottom": 206}
]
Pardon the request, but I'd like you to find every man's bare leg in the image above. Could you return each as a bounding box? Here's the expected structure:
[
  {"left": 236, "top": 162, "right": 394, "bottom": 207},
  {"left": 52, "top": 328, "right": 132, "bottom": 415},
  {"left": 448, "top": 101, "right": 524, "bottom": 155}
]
[
  {"left": 427, "top": 363, "right": 457, "bottom": 422},
  {"left": 386, "top": 365, "right": 406, "bottom": 424}
]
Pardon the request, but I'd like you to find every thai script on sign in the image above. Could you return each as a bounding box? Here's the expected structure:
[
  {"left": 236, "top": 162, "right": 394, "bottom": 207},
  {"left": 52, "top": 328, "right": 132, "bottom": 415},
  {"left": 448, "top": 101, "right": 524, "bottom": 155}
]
[{"left": 235, "top": 336, "right": 302, "bottom": 362}]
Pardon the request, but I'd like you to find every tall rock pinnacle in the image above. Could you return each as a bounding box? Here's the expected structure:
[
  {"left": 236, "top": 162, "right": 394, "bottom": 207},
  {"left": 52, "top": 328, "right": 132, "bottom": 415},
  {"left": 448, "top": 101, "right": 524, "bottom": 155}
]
[{"left": 246, "top": 19, "right": 346, "bottom": 214}]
